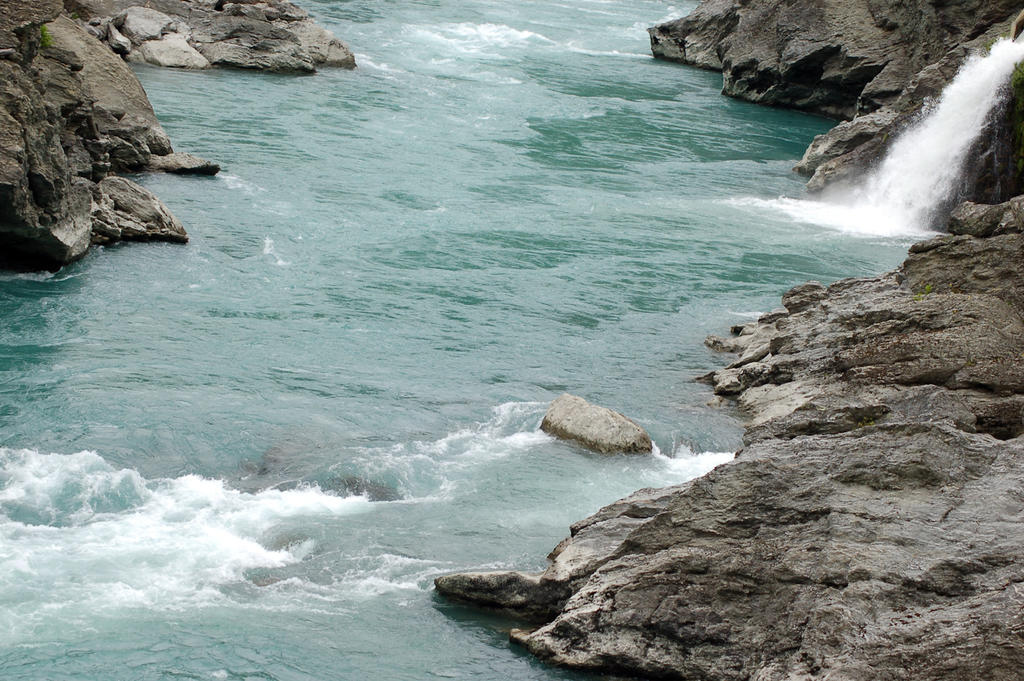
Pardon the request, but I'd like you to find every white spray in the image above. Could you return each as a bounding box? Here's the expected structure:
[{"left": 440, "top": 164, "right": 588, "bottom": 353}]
[
  {"left": 851, "top": 38, "right": 1024, "bottom": 231},
  {"left": 732, "top": 39, "right": 1024, "bottom": 237}
]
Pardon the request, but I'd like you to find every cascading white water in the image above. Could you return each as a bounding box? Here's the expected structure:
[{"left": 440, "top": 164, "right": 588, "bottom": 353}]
[
  {"left": 851, "top": 38, "right": 1024, "bottom": 230},
  {"left": 733, "top": 38, "right": 1024, "bottom": 237}
]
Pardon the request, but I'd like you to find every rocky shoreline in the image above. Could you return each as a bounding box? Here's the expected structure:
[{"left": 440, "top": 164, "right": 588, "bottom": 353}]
[
  {"left": 0, "top": 0, "right": 352, "bottom": 270},
  {"left": 435, "top": 2, "right": 1024, "bottom": 678}
]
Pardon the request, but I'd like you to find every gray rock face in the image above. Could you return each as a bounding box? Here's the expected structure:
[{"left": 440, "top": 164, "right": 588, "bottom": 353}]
[
  {"left": 649, "top": 0, "right": 1019, "bottom": 120},
  {"left": 70, "top": 0, "right": 355, "bottom": 72},
  {"left": 90, "top": 175, "right": 187, "bottom": 244},
  {"left": 435, "top": 226, "right": 1024, "bottom": 679},
  {"left": 0, "top": 3, "right": 213, "bottom": 269},
  {"left": 540, "top": 394, "right": 653, "bottom": 454},
  {"left": 651, "top": 1, "right": 1022, "bottom": 198}
]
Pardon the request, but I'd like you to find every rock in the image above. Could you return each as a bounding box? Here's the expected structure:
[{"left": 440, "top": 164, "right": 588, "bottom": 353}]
[
  {"left": 90, "top": 175, "right": 187, "bottom": 244},
  {"left": 106, "top": 22, "right": 131, "bottom": 54},
  {"left": 437, "top": 227, "right": 1024, "bottom": 679},
  {"left": 136, "top": 33, "right": 211, "bottom": 68},
  {"left": 0, "top": 4, "right": 96, "bottom": 268},
  {"left": 71, "top": 0, "right": 356, "bottom": 72},
  {"left": 509, "top": 424, "right": 1024, "bottom": 681},
  {"left": 325, "top": 476, "right": 401, "bottom": 502},
  {"left": 114, "top": 6, "right": 175, "bottom": 44},
  {"left": 147, "top": 151, "right": 220, "bottom": 175},
  {"left": 435, "top": 484, "right": 689, "bottom": 620},
  {"left": 540, "top": 394, "right": 653, "bottom": 454},
  {"left": 649, "top": 0, "right": 1020, "bottom": 120},
  {"left": 45, "top": 14, "right": 174, "bottom": 171},
  {"left": 793, "top": 109, "right": 897, "bottom": 177},
  {"left": 285, "top": 19, "right": 355, "bottom": 68},
  {"left": 948, "top": 198, "right": 1024, "bottom": 238}
]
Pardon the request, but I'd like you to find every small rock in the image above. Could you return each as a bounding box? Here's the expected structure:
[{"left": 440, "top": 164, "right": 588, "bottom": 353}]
[
  {"left": 115, "top": 7, "right": 175, "bottom": 45},
  {"left": 148, "top": 151, "right": 220, "bottom": 175},
  {"left": 540, "top": 394, "right": 652, "bottom": 454}
]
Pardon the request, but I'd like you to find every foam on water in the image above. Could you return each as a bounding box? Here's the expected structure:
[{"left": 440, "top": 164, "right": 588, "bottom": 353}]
[
  {"left": 0, "top": 449, "right": 372, "bottom": 644},
  {"left": 730, "top": 39, "right": 1024, "bottom": 237},
  {"left": 408, "top": 22, "right": 553, "bottom": 58}
]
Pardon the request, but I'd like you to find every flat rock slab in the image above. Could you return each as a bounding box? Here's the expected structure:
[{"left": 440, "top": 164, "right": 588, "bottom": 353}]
[{"left": 540, "top": 394, "right": 652, "bottom": 454}]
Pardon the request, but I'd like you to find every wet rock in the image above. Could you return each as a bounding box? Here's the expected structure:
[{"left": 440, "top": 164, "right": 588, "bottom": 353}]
[
  {"left": 435, "top": 484, "right": 688, "bottom": 620},
  {"left": 325, "top": 476, "right": 401, "bottom": 502},
  {"left": 90, "top": 175, "right": 187, "bottom": 244},
  {"left": 509, "top": 424, "right": 1024, "bottom": 680},
  {"left": 949, "top": 198, "right": 1024, "bottom": 238},
  {"left": 540, "top": 394, "right": 653, "bottom": 454}
]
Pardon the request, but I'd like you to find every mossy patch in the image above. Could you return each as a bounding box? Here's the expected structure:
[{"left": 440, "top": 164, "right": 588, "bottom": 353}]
[{"left": 39, "top": 24, "right": 53, "bottom": 48}]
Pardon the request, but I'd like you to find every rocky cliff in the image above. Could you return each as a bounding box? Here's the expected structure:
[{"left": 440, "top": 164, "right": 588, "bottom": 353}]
[
  {"left": 438, "top": 222, "right": 1024, "bottom": 679},
  {"left": 0, "top": 0, "right": 218, "bottom": 269},
  {"left": 435, "top": 3, "right": 1024, "bottom": 679},
  {"left": 0, "top": 0, "right": 353, "bottom": 271}
]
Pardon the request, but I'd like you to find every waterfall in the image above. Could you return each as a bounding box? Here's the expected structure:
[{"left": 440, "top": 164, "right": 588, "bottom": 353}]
[
  {"left": 733, "top": 39, "right": 1024, "bottom": 237},
  {"left": 850, "top": 38, "right": 1024, "bottom": 231}
]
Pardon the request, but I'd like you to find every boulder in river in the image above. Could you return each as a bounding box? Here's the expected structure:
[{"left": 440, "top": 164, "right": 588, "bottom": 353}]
[{"left": 540, "top": 394, "right": 652, "bottom": 454}]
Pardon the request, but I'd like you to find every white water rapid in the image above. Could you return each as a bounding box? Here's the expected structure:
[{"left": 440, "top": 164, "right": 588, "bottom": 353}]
[{"left": 733, "top": 38, "right": 1024, "bottom": 237}]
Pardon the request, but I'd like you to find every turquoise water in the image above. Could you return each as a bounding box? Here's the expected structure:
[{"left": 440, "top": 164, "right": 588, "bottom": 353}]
[{"left": 0, "top": 0, "right": 917, "bottom": 678}]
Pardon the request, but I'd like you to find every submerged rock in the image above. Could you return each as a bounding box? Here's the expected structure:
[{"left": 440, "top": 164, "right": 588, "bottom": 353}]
[{"left": 540, "top": 394, "right": 653, "bottom": 454}]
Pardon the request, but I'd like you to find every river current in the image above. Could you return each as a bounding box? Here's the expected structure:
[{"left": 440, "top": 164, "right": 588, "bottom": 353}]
[{"left": 1, "top": 0, "right": 918, "bottom": 678}]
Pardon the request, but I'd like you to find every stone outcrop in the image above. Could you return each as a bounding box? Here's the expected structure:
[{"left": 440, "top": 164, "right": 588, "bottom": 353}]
[
  {"left": 649, "top": 0, "right": 1019, "bottom": 120},
  {"left": 65, "top": 0, "right": 355, "bottom": 72},
  {"left": 435, "top": 221, "right": 1024, "bottom": 679},
  {"left": 540, "top": 393, "right": 653, "bottom": 454},
  {"left": 0, "top": 1, "right": 218, "bottom": 269},
  {"left": 650, "top": 1, "right": 1023, "bottom": 199}
]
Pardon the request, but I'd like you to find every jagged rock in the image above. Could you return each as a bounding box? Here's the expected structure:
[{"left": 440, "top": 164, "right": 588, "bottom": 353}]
[
  {"left": 794, "top": 109, "right": 897, "bottom": 177},
  {"left": 437, "top": 227, "right": 1024, "bottom": 679},
  {"left": 435, "top": 484, "right": 688, "bottom": 620},
  {"left": 0, "top": 3, "right": 95, "bottom": 268},
  {"left": 106, "top": 23, "right": 131, "bottom": 54},
  {"left": 135, "top": 33, "right": 211, "bottom": 68},
  {"left": 508, "top": 424, "right": 1024, "bottom": 681},
  {"left": 649, "top": 0, "right": 1020, "bottom": 120},
  {"left": 90, "top": 175, "right": 187, "bottom": 244},
  {"left": 69, "top": 0, "right": 356, "bottom": 72},
  {"left": 540, "top": 394, "right": 653, "bottom": 454}
]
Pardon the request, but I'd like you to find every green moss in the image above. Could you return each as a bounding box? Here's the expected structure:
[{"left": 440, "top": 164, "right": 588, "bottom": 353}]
[{"left": 39, "top": 24, "right": 53, "bottom": 48}]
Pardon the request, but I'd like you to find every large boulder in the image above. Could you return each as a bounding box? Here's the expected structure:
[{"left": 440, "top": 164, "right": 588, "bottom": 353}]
[{"left": 540, "top": 394, "right": 653, "bottom": 454}]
